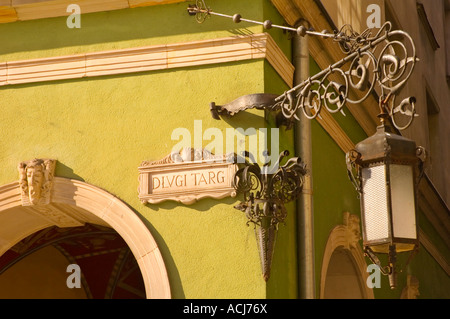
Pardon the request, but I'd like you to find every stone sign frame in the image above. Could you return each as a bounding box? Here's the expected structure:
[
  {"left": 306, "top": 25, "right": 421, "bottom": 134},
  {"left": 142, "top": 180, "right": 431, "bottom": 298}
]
[{"left": 138, "top": 148, "right": 238, "bottom": 205}]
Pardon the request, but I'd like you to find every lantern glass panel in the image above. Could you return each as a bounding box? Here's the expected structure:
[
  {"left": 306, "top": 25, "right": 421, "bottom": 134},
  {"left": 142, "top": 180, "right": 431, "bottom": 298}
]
[
  {"left": 390, "top": 164, "right": 417, "bottom": 239},
  {"left": 361, "top": 165, "right": 389, "bottom": 241}
]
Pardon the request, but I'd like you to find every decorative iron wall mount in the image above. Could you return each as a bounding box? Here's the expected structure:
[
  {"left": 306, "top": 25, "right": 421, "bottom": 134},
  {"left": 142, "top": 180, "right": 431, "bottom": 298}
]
[{"left": 232, "top": 151, "right": 307, "bottom": 281}]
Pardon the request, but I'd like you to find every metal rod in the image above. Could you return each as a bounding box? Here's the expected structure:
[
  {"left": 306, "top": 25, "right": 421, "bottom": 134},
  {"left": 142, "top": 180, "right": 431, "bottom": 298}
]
[{"left": 190, "top": 6, "right": 343, "bottom": 40}]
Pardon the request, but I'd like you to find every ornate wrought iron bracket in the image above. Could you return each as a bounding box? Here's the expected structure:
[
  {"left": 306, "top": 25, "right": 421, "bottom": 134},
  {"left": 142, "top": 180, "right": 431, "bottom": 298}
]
[
  {"left": 210, "top": 94, "right": 278, "bottom": 120},
  {"left": 232, "top": 150, "right": 307, "bottom": 281},
  {"left": 188, "top": 0, "right": 420, "bottom": 131}
]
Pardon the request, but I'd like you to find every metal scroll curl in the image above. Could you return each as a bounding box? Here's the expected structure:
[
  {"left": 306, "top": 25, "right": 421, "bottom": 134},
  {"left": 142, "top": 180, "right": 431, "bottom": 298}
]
[
  {"left": 187, "top": 0, "right": 210, "bottom": 23},
  {"left": 269, "top": 22, "right": 419, "bottom": 131},
  {"left": 232, "top": 150, "right": 307, "bottom": 281}
]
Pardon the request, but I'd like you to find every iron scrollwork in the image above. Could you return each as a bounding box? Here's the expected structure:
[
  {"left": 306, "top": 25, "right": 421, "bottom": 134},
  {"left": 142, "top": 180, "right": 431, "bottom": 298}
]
[
  {"left": 271, "top": 21, "right": 419, "bottom": 130},
  {"left": 188, "top": 1, "right": 420, "bottom": 131},
  {"left": 232, "top": 150, "right": 307, "bottom": 281}
]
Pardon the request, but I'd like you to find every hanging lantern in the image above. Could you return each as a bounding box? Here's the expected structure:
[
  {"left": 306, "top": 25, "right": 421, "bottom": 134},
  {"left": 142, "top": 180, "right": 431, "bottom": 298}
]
[{"left": 346, "top": 114, "right": 426, "bottom": 289}]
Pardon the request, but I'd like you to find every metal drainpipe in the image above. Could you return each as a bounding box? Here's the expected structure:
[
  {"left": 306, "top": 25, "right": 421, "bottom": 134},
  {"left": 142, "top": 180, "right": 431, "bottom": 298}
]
[{"left": 292, "top": 24, "right": 316, "bottom": 299}]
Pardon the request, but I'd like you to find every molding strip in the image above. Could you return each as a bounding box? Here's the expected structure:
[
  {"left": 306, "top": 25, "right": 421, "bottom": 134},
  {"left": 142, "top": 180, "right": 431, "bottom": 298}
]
[
  {"left": 316, "top": 109, "right": 355, "bottom": 153},
  {"left": 419, "top": 228, "right": 450, "bottom": 276},
  {"left": 0, "top": 0, "right": 189, "bottom": 23},
  {"left": 0, "top": 33, "right": 293, "bottom": 87},
  {"left": 265, "top": 35, "right": 294, "bottom": 87},
  {"left": 416, "top": 2, "right": 440, "bottom": 51}
]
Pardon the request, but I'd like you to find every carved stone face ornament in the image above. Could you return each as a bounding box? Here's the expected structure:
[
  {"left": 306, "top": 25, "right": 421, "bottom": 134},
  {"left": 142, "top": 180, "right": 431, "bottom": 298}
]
[
  {"left": 26, "top": 162, "right": 44, "bottom": 204},
  {"left": 18, "top": 158, "right": 56, "bottom": 206}
]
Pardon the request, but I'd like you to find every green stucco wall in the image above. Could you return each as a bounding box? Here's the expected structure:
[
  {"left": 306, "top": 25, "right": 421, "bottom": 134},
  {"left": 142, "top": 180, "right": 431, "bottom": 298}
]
[{"left": 0, "top": 0, "right": 300, "bottom": 299}]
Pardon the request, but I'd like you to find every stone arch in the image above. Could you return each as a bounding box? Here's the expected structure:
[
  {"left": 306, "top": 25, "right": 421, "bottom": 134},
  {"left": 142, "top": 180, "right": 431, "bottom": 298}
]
[
  {"left": 320, "top": 212, "right": 374, "bottom": 299},
  {"left": 0, "top": 177, "right": 171, "bottom": 299}
]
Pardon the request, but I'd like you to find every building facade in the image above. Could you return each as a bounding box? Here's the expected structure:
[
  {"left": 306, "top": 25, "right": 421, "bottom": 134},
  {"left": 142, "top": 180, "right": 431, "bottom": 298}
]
[{"left": 0, "top": 0, "right": 448, "bottom": 299}]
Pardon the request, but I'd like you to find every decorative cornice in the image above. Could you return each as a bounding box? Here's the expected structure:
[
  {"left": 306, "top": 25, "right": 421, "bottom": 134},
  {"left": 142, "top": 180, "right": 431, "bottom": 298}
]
[
  {"left": 265, "top": 34, "right": 294, "bottom": 87},
  {"left": 315, "top": 109, "right": 355, "bottom": 153},
  {"left": 416, "top": 2, "right": 440, "bottom": 51},
  {"left": 419, "top": 228, "right": 450, "bottom": 276},
  {"left": 0, "top": 32, "right": 293, "bottom": 87},
  {"left": 0, "top": 0, "right": 189, "bottom": 23}
]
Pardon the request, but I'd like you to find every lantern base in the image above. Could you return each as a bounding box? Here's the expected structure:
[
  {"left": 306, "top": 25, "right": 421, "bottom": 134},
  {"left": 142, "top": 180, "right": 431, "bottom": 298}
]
[{"left": 369, "top": 242, "right": 417, "bottom": 254}]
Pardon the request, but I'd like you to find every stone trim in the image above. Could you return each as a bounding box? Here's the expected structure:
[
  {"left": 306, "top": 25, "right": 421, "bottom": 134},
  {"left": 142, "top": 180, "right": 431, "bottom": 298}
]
[
  {"left": 418, "top": 228, "right": 450, "bottom": 276},
  {"left": 0, "top": 33, "right": 294, "bottom": 87},
  {"left": 316, "top": 109, "right": 355, "bottom": 153},
  {"left": 320, "top": 212, "right": 375, "bottom": 299},
  {"left": 0, "top": 0, "right": 189, "bottom": 23},
  {"left": 0, "top": 177, "right": 171, "bottom": 299}
]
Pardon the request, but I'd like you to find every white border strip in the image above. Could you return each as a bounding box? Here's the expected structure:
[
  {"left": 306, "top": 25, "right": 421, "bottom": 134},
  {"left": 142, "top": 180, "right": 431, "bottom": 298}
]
[{"left": 0, "top": 33, "right": 293, "bottom": 87}]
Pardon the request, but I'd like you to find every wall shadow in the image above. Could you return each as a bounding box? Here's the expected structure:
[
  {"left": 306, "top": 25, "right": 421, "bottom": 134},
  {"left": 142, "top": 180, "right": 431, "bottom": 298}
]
[{"left": 55, "top": 161, "right": 85, "bottom": 182}]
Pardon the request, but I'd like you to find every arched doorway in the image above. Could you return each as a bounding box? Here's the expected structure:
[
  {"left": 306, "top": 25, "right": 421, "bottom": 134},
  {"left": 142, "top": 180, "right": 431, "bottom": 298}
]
[
  {"left": 0, "top": 224, "right": 146, "bottom": 298},
  {"left": 0, "top": 177, "right": 170, "bottom": 299},
  {"left": 320, "top": 212, "right": 374, "bottom": 299}
]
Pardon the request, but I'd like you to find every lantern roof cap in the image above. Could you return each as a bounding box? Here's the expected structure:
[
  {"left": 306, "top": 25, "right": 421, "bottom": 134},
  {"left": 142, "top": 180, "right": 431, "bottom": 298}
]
[{"left": 355, "top": 120, "right": 418, "bottom": 164}]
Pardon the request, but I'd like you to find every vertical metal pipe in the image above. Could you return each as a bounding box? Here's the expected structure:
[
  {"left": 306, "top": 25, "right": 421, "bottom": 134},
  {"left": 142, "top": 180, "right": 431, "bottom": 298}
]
[{"left": 292, "top": 25, "right": 316, "bottom": 299}]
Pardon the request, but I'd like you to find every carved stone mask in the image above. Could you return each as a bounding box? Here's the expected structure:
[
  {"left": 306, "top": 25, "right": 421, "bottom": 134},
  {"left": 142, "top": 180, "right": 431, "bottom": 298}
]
[
  {"left": 18, "top": 159, "right": 56, "bottom": 206},
  {"left": 27, "top": 163, "right": 44, "bottom": 204}
]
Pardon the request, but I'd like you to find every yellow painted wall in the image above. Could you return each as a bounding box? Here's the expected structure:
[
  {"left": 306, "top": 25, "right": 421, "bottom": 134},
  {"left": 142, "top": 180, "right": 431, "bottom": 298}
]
[{"left": 0, "top": 0, "right": 295, "bottom": 298}]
